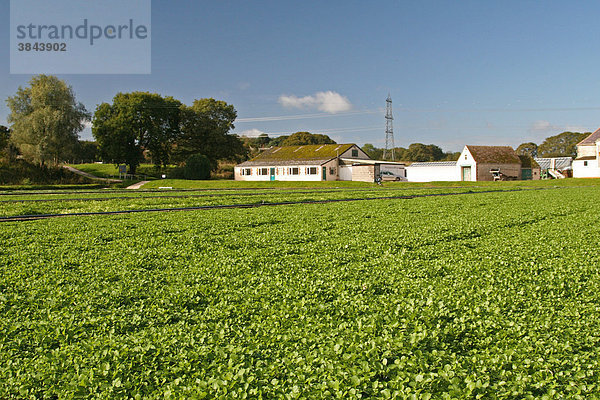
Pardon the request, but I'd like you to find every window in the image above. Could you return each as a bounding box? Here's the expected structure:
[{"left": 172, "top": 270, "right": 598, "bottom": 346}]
[
  {"left": 241, "top": 168, "right": 251, "bottom": 176},
  {"left": 289, "top": 167, "right": 299, "bottom": 175},
  {"left": 307, "top": 167, "right": 317, "bottom": 175},
  {"left": 352, "top": 149, "right": 359, "bottom": 157},
  {"left": 258, "top": 168, "right": 269, "bottom": 175},
  {"left": 329, "top": 167, "right": 336, "bottom": 175},
  {"left": 584, "top": 161, "right": 588, "bottom": 166}
]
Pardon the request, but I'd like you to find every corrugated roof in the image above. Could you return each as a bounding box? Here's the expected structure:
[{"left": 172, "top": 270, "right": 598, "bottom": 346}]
[
  {"left": 407, "top": 161, "right": 457, "bottom": 167},
  {"left": 534, "top": 157, "right": 573, "bottom": 170},
  {"left": 466, "top": 145, "right": 520, "bottom": 164},
  {"left": 577, "top": 128, "right": 600, "bottom": 146},
  {"left": 237, "top": 144, "right": 356, "bottom": 167}
]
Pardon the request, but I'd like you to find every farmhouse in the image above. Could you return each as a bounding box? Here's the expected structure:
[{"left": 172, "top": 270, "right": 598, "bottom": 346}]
[
  {"left": 573, "top": 128, "right": 600, "bottom": 178},
  {"left": 234, "top": 144, "right": 406, "bottom": 182}
]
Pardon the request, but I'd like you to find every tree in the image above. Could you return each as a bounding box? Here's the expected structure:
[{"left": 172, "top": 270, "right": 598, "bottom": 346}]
[
  {"left": 537, "top": 131, "right": 589, "bottom": 158},
  {"left": 362, "top": 143, "right": 383, "bottom": 160},
  {"left": 516, "top": 142, "right": 538, "bottom": 158},
  {"left": 6, "top": 75, "right": 89, "bottom": 165},
  {"left": 175, "top": 98, "right": 245, "bottom": 169},
  {"left": 442, "top": 151, "right": 461, "bottom": 161},
  {"left": 404, "top": 143, "right": 444, "bottom": 162},
  {"left": 93, "top": 92, "right": 182, "bottom": 174},
  {"left": 256, "top": 133, "right": 271, "bottom": 147},
  {"left": 0, "top": 125, "right": 9, "bottom": 152},
  {"left": 183, "top": 154, "right": 211, "bottom": 180},
  {"left": 268, "top": 135, "right": 288, "bottom": 147},
  {"left": 282, "top": 132, "right": 336, "bottom": 146},
  {"left": 73, "top": 140, "right": 99, "bottom": 163}
]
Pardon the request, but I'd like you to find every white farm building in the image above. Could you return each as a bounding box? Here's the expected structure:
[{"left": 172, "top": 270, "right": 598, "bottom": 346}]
[
  {"left": 405, "top": 145, "right": 536, "bottom": 182},
  {"left": 573, "top": 129, "right": 600, "bottom": 178},
  {"left": 234, "top": 144, "right": 406, "bottom": 182}
]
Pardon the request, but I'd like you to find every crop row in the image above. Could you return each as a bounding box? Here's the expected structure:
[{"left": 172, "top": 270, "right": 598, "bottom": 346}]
[
  {"left": 1, "top": 187, "right": 599, "bottom": 398},
  {"left": 0, "top": 187, "right": 515, "bottom": 218}
]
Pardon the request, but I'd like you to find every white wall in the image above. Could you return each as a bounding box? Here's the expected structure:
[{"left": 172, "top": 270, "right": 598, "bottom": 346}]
[
  {"left": 577, "top": 145, "right": 596, "bottom": 158},
  {"left": 405, "top": 165, "right": 459, "bottom": 182},
  {"left": 338, "top": 166, "right": 353, "bottom": 181},
  {"left": 573, "top": 160, "right": 600, "bottom": 178}
]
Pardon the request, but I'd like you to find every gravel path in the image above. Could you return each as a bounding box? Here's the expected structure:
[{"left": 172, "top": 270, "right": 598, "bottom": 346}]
[
  {"left": 126, "top": 180, "right": 150, "bottom": 189},
  {"left": 63, "top": 166, "right": 122, "bottom": 183}
]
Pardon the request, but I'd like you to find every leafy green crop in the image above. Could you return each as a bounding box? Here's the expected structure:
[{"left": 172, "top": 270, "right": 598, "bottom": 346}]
[
  {"left": 0, "top": 187, "right": 504, "bottom": 217},
  {"left": 1, "top": 186, "right": 600, "bottom": 398}
]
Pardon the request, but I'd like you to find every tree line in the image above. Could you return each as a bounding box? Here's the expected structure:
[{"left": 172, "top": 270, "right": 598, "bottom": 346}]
[
  {"left": 2, "top": 75, "right": 247, "bottom": 176},
  {"left": 359, "top": 131, "right": 590, "bottom": 163},
  {"left": 515, "top": 131, "right": 589, "bottom": 158},
  {"left": 361, "top": 143, "right": 461, "bottom": 162}
]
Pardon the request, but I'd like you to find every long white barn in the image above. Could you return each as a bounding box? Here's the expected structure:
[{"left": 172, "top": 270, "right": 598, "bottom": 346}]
[{"left": 234, "top": 144, "right": 405, "bottom": 182}]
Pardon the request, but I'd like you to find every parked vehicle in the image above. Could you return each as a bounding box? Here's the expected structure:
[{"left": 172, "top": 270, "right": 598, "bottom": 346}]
[{"left": 380, "top": 170, "right": 406, "bottom": 181}]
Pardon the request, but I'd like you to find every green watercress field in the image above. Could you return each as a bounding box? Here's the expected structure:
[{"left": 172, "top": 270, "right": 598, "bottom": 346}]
[
  {"left": 0, "top": 187, "right": 505, "bottom": 218},
  {"left": 1, "top": 186, "right": 599, "bottom": 398}
]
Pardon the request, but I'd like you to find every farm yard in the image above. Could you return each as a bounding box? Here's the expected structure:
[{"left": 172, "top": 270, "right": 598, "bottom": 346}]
[{"left": 1, "top": 180, "right": 600, "bottom": 398}]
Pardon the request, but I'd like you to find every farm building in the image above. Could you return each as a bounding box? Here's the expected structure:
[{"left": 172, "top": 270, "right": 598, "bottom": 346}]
[
  {"left": 234, "top": 144, "right": 405, "bottom": 182},
  {"left": 535, "top": 157, "right": 572, "bottom": 179},
  {"left": 518, "top": 155, "right": 541, "bottom": 180},
  {"left": 573, "top": 129, "right": 600, "bottom": 178},
  {"left": 456, "top": 145, "right": 522, "bottom": 181},
  {"left": 405, "top": 145, "right": 525, "bottom": 182}
]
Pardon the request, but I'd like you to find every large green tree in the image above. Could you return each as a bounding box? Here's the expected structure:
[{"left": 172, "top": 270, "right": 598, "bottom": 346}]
[
  {"left": 93, "top": 92, "right": 182, "bottom": 174},
  {"left": 6, "top": 75, "right": 89, "bottom": 165},
  {"left": 175, "top": 98, "right": 245, "bottom": 169},
  {"left": 282, "top": 131, "right": 336, "bottom": 146},
  {"left": 537, "top": 131, "right": 589, "bottom": 158},
  {"left": 402, "top": 143, "right": 445, "bottom": 162},
  {"left": 516, "top": 142, "right": 538, "bottom": 158}
]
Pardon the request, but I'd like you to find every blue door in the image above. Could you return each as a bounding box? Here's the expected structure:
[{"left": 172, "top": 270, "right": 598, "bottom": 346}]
[{"left": 270, "top": 168, "right": 276, "bottom": 181}]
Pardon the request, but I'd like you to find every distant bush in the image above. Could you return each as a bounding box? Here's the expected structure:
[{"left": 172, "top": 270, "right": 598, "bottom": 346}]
[{"left": 183, "top": 154, "right": 211, "bottom": 180}]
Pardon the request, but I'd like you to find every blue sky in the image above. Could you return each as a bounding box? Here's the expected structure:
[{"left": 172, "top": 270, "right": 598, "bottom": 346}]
[{"left": 2, "top": 0, "right": 600, "bottom": 151}]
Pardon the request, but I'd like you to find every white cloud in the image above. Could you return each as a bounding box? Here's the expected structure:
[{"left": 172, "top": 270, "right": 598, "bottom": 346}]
[
  {"left": 278, "top": 91, "right": 353, "bottom": 114},
  {"left": 528, "top": 121, "right": 591, "bottom": 135},
  {"left": 238, "top": 128, "right": 266, "bottom": 138},
  {"left": 528, "top": 120, "right": 561, "bottom": 133}
]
